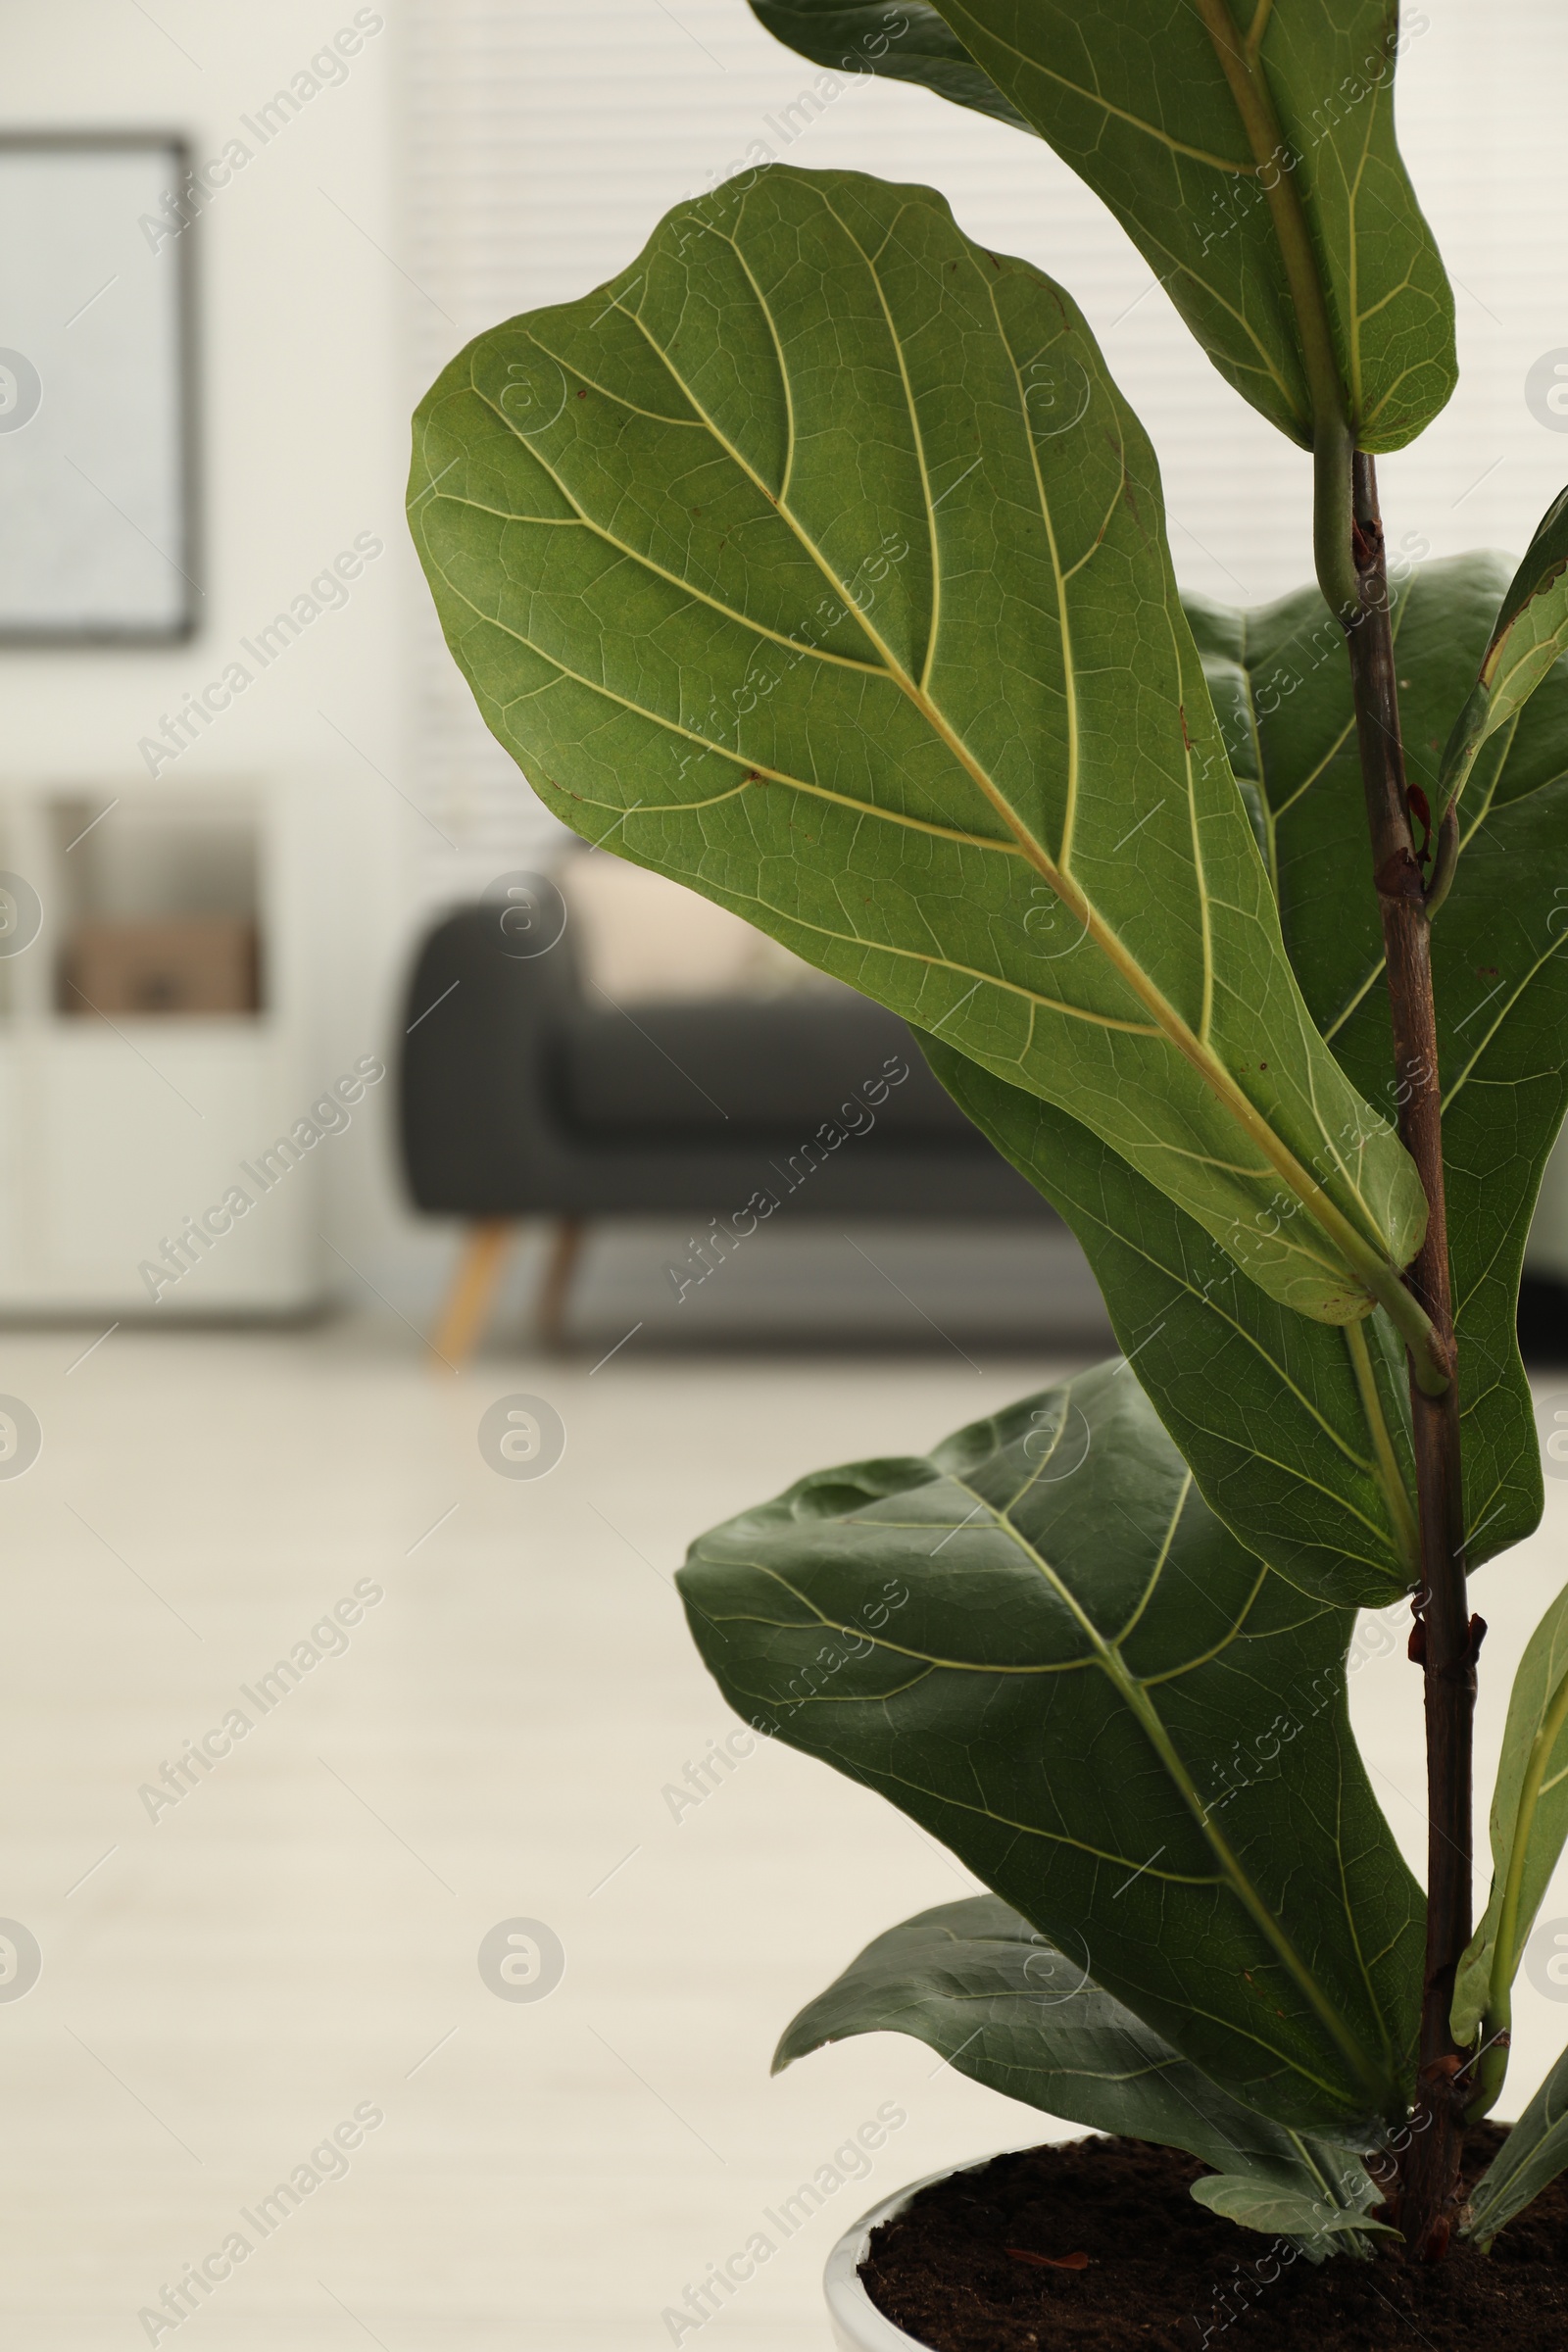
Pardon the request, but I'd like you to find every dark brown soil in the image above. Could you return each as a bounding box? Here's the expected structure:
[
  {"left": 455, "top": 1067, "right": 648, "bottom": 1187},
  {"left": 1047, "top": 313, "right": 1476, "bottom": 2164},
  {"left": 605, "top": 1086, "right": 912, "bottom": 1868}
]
[{"left": 859, "top": 2126, "right": 1568, "bottom": 2349}]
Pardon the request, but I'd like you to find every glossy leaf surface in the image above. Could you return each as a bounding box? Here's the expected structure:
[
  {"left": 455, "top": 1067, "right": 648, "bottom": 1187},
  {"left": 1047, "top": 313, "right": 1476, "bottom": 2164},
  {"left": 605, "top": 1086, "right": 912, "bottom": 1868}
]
[
  {"left": 409, "top": 165, "right": 1427, "bottom": 1327},
  {"left": 922, "top": 1033, "right": 1417, "bottom": 1609},
  {"left": 777, "top": 1894, "right": 1378, "bottom": 2204},
  {"left": 745, "top": 0, "right": 1456, "bottom": 450},
  {"left": 921, "top": 561, "right": 1568, "bottom": 1603},
  {"left": 1442, "top": 487, "right": 1568, "bottom": 808},
  {"left": 677, "top": 1360, "right": 1422, "bottom": 2135},
  {"left": 1191, "top": 558, "right": 1568, "bottom": 1576},
  {"left": 747, "top": 1, "right": 1029, "bottom": 131}
]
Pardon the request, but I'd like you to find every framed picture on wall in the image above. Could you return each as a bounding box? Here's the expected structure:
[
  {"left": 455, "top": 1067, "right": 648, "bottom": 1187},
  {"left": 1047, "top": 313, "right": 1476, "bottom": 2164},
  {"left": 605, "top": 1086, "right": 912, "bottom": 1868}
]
[{"left": 0, "top": 133, "right": 198, "bottom": 643}]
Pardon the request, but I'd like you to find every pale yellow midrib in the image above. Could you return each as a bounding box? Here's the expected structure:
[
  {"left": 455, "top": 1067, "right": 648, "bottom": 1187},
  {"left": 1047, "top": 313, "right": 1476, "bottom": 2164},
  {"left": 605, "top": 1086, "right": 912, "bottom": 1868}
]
[
  {"left": 1342, "top": 1320, "right": 1419, "bottom": 1576},
  {"left": 427, "top": 568, "right": 1178, "bottom": 1041},
  {"left": 939, "top": 5, "right": 1257, "bottom": 175},
  {"left": 925, "top": 696, "right": 1395, "bottom": 1278},
  {"left": 1175, "top": 620, "right": 1216, "bottom": 1047},
  {"left": 809, "top": 194, "right": 942, "bottom": 695},
  {"left": 1110, "top": 1474, "right": 1190, "bottom": 1648},
  {"left": 1231, "top": 613, "right": 1279, "bottom": 900},
  {"left": 981, "top": 275, "right": 1081, "bottom": 867},
  {"left": 939, "top": 2, "right": 1310, "bottom": 424},
  {"left": 473, "top": 372, "right": 886, "bottom": 679},
  {"left": 1342, "top": 71, "right": 1380, "bottom": 424},
  {"left": 588, "top": 226, "right": 1399, "bottom": 1285},
  {"left": 941, "top": 1464, "right": 1391, "bottom": 2099},
  {"left": 709, "top": 222, "right": 801, "bottom": 507}
]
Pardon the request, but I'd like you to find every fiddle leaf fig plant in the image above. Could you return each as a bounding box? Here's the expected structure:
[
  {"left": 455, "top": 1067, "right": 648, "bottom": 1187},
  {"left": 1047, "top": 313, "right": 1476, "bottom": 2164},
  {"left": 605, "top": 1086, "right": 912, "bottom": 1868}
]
[
  {"left": 775, "top": 1895, "right": 1391, "bottom": 2247},
  {"left": 1456, "top": 1577, "right": 1568, "bottom": 2117},
  {"left": 409, "top": 0, "right": 1568, "bottom": 2271},
  {"left": 411, "top": 169, "right": 1430, "bottom": 1342},
  {"left": 679, "top": 1362, "right": 1424, "bottom": 2138},
  {"left": 747, "top": 0, "right": 1457, "bottom": 459},
  {"left": 1440, "top": 487, "right": 1568, "bottom": 811}
]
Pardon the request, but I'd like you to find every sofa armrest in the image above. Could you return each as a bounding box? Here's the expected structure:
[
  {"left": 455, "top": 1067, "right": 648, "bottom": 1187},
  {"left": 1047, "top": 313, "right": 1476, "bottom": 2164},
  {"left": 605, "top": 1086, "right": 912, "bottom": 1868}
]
[{"left": 398, "top": 904, "right": 583, "bottom": 1215}]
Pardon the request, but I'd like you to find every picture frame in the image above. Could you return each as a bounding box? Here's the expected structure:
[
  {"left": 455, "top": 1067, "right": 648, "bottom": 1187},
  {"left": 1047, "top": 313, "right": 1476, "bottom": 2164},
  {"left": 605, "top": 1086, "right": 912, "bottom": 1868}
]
[{"left": 0, "top": 131, "right": 198, "bottom": 644}]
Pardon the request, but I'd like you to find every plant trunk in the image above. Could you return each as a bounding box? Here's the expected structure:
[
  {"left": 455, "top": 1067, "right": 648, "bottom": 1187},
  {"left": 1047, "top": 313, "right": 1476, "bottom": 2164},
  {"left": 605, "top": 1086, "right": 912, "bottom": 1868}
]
[{"left": 1337, "top": 452, "right": 1476, "bottom": 2260}]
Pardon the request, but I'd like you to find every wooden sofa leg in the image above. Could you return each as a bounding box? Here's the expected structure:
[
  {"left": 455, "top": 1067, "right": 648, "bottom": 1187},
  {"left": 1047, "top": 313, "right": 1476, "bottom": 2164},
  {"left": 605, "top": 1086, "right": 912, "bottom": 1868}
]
[
  {"left": 432, "top": 1220, "right": 514, "bottom": 1366},
  {"left": 537, "top": 1216, "right": 587, "bottom": 1350}
]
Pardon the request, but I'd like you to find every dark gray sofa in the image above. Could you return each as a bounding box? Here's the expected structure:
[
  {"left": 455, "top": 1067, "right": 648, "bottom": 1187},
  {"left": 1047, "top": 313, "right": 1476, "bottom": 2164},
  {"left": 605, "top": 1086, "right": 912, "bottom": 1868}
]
[{"left": 398, "top": 902, "right": 1053, "bottom": 1351}]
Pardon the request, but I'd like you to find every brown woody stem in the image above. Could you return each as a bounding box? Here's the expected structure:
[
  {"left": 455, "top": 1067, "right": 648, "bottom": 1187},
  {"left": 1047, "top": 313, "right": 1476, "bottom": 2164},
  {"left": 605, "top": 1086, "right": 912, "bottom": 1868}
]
[
  {"left": 1338, "top": 452, "right": 1475, "bottom": 2260},
  {"left": 1200, "top": 0, "right": 1471, "bottom": 2257}
]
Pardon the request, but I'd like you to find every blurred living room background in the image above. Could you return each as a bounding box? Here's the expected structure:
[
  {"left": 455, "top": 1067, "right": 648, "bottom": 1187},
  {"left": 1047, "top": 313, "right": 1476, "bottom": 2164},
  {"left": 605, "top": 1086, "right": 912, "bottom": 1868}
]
[
  {"left": 5, "top": 0, "right": 1567, "bottom": 1360},
  {"left": 7, "top": 7, "right": 1568, "bottom": 2349}
]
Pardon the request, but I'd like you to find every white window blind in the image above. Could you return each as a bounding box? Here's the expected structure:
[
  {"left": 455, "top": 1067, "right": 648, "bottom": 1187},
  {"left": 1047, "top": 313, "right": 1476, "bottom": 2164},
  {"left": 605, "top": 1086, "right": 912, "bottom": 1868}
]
[{"left": 399, "top": 0, "right": 1568, "bottom": 903}]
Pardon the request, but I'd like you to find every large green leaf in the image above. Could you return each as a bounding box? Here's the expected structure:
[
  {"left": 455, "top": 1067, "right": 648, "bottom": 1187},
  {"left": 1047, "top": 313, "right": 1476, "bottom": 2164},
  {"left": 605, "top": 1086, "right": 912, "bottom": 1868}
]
[
  {"left": 408, "top": 165, "right": 1430, "bottom": 1335},
  {"left": 920, "top": 557, "right": 1568, "bottom": 1608},
  {"left": 744, "top": 0, "right": 1456, "bottom": 452},
  {"left": 777, "top": 1894, "right": 1380, "bottom": 2216},
  {"left": 1453, "top": 1577, "right": 1568, "bottom": 2058},
  {"left": 1465, "top": 2039, "right": 1568, "bottom": 2250},
  {"left": 1189, "top": 557, "right": 1568, "bottom": 1575},
  {"left": 1442, "top": 487, "right": 1568, "bottom": 809},
  {"left": 677, "top": 1360, "right": 1423, "bottom": 2137},
  {"left": 746, "top": 2, "right": 1029, "bottom": 132},
  {"left": 922, "top": 1033, "right": 1416, "bottom": 1609}
]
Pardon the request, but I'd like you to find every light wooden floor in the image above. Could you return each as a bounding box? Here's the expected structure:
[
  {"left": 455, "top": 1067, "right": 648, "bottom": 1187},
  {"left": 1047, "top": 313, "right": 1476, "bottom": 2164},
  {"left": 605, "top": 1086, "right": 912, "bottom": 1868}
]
[{"left": 1, "top": 1319, "right": 1565, "bottom": 2347}]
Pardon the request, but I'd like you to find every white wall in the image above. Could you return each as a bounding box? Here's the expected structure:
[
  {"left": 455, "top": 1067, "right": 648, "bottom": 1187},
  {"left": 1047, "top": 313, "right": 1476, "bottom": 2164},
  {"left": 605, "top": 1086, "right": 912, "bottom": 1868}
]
[
  {"left": 404, "top": 0, "right": 1568, "bottom": 607},
  {"left": 0, "top": 0, "right": 426, "bottom": 1312},
  {"left": 399, "top": 0, "right": 1568, "bottom": 1309},
  {"left": 4, "top": 0, "right": 1564, "bottom": 1318}
]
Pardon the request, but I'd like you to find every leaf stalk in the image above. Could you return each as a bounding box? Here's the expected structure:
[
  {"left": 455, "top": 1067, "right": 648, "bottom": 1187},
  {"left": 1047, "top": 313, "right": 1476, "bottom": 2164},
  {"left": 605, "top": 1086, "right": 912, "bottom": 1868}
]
[{"left": 1189, "top": 0, "right": 1361, "bottom": 622}]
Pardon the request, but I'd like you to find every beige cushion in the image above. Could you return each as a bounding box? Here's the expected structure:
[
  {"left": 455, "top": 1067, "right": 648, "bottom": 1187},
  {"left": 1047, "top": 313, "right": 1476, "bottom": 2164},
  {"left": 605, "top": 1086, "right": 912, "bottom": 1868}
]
[{"left": 558, "top": 853, "right": 839, "bottom": 1003}]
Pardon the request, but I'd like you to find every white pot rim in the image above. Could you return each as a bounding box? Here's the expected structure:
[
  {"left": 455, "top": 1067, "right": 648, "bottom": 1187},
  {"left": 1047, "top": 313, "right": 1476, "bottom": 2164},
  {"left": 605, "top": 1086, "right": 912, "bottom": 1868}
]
[{"left": 823, "top": 2157, "right": 993, "bottom": 2352}]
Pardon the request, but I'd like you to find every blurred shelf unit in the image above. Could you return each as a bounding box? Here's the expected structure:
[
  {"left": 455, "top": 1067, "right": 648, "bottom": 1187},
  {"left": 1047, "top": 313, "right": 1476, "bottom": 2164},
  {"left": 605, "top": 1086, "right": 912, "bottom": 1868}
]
[{"left": 0, "top": 777, "right": 320, "bottom": 1315}]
